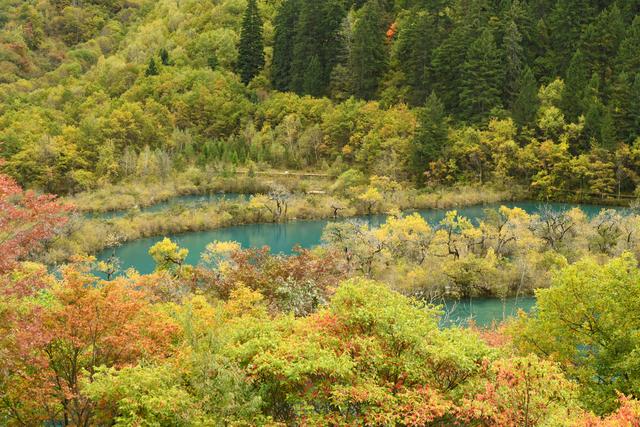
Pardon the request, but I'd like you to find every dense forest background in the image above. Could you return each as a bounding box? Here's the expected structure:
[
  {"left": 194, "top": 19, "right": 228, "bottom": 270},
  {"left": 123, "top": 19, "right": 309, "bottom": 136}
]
[{"left": 0, "top": 0, "right": 639, "bottom": 198}]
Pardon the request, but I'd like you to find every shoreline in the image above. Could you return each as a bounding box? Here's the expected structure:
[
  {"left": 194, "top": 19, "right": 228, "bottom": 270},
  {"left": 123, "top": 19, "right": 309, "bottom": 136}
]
[{"left": 44, "top": 186, "right": 514, "bottom": 265}]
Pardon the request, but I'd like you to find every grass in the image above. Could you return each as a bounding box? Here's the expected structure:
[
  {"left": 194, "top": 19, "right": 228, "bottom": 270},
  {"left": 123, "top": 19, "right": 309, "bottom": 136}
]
[{"left": 66, "top": 168, "right": 334, "bottom": 213}]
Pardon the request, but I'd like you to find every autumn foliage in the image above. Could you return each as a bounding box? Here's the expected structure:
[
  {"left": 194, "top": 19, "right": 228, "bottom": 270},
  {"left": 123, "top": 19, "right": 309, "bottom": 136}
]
[
  {"left": 0, "top": 263, "right": 178, "bottom": 425},
  {"left": 0, "top": 172, "right": 71, "bottom": 274},
  {"left": 2, "top": 200, "right": 640, "bottom": 425},
  {"left": 198, "top": 246, "right": 348, "bottom": 315}
]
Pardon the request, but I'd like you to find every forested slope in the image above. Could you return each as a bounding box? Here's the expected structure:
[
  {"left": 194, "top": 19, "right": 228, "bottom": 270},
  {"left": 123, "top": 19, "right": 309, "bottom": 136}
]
[{"left": 0, "top": 0, "right": 639, "bottom": 199}]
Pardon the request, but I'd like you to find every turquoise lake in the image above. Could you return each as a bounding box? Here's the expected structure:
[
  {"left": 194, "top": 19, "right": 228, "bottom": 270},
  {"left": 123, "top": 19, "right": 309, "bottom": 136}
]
[{"left": 96, "top": 200, "right": 622, "bottom": 326}]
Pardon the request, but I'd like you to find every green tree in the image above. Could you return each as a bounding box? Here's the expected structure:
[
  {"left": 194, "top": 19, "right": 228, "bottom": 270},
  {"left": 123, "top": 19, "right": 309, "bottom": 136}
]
[
  {"left": 503, "top": 19, "right": 525, "bottom": 105},
  {"left": 392, "top": 9, "right": 438, "bottom": 105},
  {"left": 272, "top": 0, "right": 300, "bottom": 91},
  {"left": 511, "top": 66, "right": 539, "bottom": 128},
  {"left": 145, "top": 57, "right": 159, "bottom": 76},
  {"left": 582, "top": 73, "right": 613, "bottom": 147},
  {"left": 545, "top": 0, "right": 595, "bottom": 76},
  {"left": 609, "top": 72, "right": 637, "bottom": 143},
  {"left": 431, "top": 12, "right": 476, "bottom": 113},
  {"left": 349, "top": 0, "right": 387, "bottom": 100},
  {"left": 411, "top": 92, "right": 448, "bottom": 180},
  {"left": 290, "top": 0, "right": 346, "bottom": 96},
  {"left": 302, "top": 54, "right": 324, "bottom": 97},
  {"left": 512, "top": 255, "right": 640, "bottom": 414},
  {"left": 579, "top": 4, "right": 625, "bottom": 86},
  {"left": 459, "top": 28, "right": 504, "bottom": 123},
  {"left": 237, "top": 0, "right": 265, "bottom": 84},
  {"left": 207, "top": 54, "right": 218, "bottom": 70},
  {"left": 616, "top": 15, "right": 640, "bottom": 76},
  {"left": 561, "top": 49, "right": 590, "bottom": 122},
  {"left": 159, "top": 47, "right": 169, "bottom": 66}
]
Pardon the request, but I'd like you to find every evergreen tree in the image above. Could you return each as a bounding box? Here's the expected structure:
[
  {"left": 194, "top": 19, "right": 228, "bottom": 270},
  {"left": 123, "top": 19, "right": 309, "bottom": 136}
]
[
  {"left": 431, "top": 24, "right": 471, "bottom": 113},
  {"left": 626, "top": 72, "right": 640, "bottom": 142},
  {"left": 545, "top": 0, "right": 595, "bottom": 76},
  {"left": 291, "top": 0, "right": 346, "bottom": 96},
  {"left": 511, "top": 66, "right": 539, "bottom": 128},
  {"left": 618, "top": 0, "right": 640, "bottom": 23},
  {"left": 393, "top": 9, "right": 439, "bottom": 106},
  {"left": 411, "top": 92, "right": 448, "bottom": 180},
  {"left": 561, "top": 49, "right": 589, "bottom": 122},
  {"left": 503, "top": 0, "right": 535, "bottom": 63},
  {"left": 272, "top": 0, "right": 301, "bottom": 91},
  {"left": 159, "top": 48, "right": 170, "bottom": 66},
  {"left": 582, "top": 73, "right": 608, "bottom": 148},
  {"left": 329, "top": 17, "right": 354, "bottom": 101},
  {"left": 459, "top": 28, "right": 504, "bottom": 123},
  {"left": 349, "top": 0, "right": 387, "bottom": 100},
  {"left": 609, "top": 72, "right": 635, "bottom": 143},
  {"left": 616, "top": 15, "right": 640, "bottom": 76},
  {"left": 303, "top": 55, "right": 324, "bottom": 97},
  {"left": 431, "top": 0, "right": 490, "bottom": 113},
  {"left": 145, "top": 57, "right": 158, "bottom": 76},
  {"left": 579, "top": 4, "right": 624, "bottom": 87},
  {"left": 503, "top": 19, "right": 524, "bottom": 105},
  {"left": 237, "top": 0, "right": 265, "bottom": 85},
  {"left": 599, "top": 108, "right": 616, "bottom": 149},
  {"left": 207, "top": 54, "right": 218, "bottom": 70},
  {"left": 630, "top": 73, "right": 640, "bottom": 142}
]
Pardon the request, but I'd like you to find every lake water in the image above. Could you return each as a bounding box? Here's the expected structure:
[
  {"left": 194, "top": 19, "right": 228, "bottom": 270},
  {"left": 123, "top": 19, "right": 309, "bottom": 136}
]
[
  {"left": 439, "top": 297, "right": 537, "bottom": 327},
  {"left": 98, "top": 200, "right": 620, "bottom": 273},
  {"left": 96, "top": 200, "right": 621, "bottom": 326}
]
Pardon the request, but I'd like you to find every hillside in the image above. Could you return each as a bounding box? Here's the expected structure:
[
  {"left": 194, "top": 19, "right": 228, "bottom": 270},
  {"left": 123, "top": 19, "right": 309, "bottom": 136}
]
[{"left": 0, "top": 0, "right": 638, "bottom": 199}]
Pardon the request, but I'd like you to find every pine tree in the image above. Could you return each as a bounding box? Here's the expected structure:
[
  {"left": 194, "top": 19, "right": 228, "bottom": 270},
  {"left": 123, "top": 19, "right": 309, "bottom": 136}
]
[
  {"left": 609, "top": 72, "right": 635, "bottom": 143},
  {"left": 159, "top": 48, "right": 170, "bottom": 66},
  {"left": 411, "top": 91, "right": 448, "bottom": 180},
  {"left": 349, "top": 0, "right": 387, "bottom": 100},
  {"left": 599, "top": 109, "right": 616, "bottom": 149},
  {"left": 431, "top": 0, "right": 490, "bottom": 114},
  {"left": 616, "top": 15, "right": 640, "bottom": 76},
  {"left": 145, "top": 57, "right": 158, "bottom": 76},
  {"left": 630, "top": 73, "right": 640, "bottom": 142},
  {"left": 579, "top": 4, "right": 624, "bottom": 87},
  {"left": 393, "top": 9, "right": 438, "bottom": 106},
  {"left": 431, "top": 24, "right": 471, "bottom": 113},
  {"left": 561, "top": 49, "right": 589, "bottom": 122},
  {"left": 503, "top": 19, "right": 524, "bottom": 105},
  {"left": 302, "top": 54, "right": 324, "bottom": 97},
  {"left": 459, "top": 28, "right": 504, "bottom": 123},
  {"left": 503, "top": 0, "right": 535, "bottom": 63},
  {"left": 545, "top": 0, "right": 595, "bottom": 76},
  {"left": 272, "top": 0, "right": 301, "bottom": 91},
  {"left": 582, "top": 73, "right": 607, "bottom": 148},
  {"left": 511, "top": 66, "right": 539, "bottom": 128},
  {"left": 329, "top": 17, "right": 354, "bottom": 101},
  {"left": 237, "top": 0, "right": 265, "bottom": 85},
  {"left": 291, "top": 0, "right": 346, "bottom": 96}
]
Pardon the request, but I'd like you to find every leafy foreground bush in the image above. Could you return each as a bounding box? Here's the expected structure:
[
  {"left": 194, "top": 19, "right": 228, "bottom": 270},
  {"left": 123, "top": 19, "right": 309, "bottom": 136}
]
[
  {"left": 1, "top": 259, "right": 639, "bottom": 426},
  {"left": 512, "top": 254, "right": 640, "bottom": 415},
  {"left": 3, "top": 173, "right": 640, "bottom": 425}
]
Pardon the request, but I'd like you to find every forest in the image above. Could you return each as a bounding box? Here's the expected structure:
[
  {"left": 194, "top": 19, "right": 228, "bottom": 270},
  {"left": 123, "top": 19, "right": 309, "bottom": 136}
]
[{"left": 2, "top": 0, "right": 640, "bottom": 425}]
